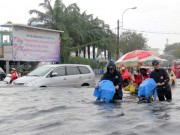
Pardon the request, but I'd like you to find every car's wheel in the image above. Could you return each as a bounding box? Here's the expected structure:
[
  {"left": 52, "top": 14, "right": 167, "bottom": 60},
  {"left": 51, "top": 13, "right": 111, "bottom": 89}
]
[
  {"left": 40, "top": 86, "right": 47, "bottom": 88},
  {"left": 81, "top": 83, "right": 90, "bottom": 87}
]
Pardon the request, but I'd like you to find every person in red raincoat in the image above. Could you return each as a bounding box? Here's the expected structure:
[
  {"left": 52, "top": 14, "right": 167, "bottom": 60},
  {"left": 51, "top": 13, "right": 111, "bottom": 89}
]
[
  {"left": 10, "top": 68, "right": 18, "bottom": 83},
  {"left": 134, "top": 67, "right": 150, "bottom": 85},
  {"left": 121, "top": 67, "right": 134, "bottom": 87}
]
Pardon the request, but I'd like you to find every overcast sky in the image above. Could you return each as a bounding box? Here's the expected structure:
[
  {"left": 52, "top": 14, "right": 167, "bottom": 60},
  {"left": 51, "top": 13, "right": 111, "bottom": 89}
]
[{"left": 1, "top": 0, "right": 180, "bottom": 49}]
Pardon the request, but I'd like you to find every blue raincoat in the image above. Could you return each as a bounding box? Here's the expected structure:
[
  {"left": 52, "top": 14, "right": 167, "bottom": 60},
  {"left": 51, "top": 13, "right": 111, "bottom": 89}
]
[
  {"left": 93, "top": 80, "right": 116, "bottom": 103},
  {"left": 138, "top": 78, "right": 158, "bottom": 100}
]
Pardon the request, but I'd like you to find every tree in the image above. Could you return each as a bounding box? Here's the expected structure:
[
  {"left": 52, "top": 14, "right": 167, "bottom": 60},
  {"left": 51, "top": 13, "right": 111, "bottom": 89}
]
[
  {"left": 28, "top": 0, "right": 76, "bottom": 63},
  {"left": 119, "top": 31, "right": 147, "bottom": 54},
  {"left": 174, "top": 49, "right": 180, "bottom": 58},
  {"left": 28, "top": 0, "right": 116, "bottom": 63},
  {"left": 29, "top": 0, "right": 66, "bottom": 30},
  {"left": 163, "top": 43, "right": 180, "bottom": 61}
]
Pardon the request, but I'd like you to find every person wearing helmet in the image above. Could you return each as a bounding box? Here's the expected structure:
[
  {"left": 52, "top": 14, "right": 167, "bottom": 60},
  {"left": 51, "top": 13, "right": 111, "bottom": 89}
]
[
  {"left": 10, "top": 68, "right": 18, "bottom": 83},
  {"left": 150, "top": 60, "right": 172, "bottom": 102},
  {"left": 96, "top": 61, "right": 123, "bottom": 100},
  {"left": 139, "top": 67, "right": 150, "bottom": 81},
  {"left": 121, "top": 67, "right": 134, "bottom": 87}
]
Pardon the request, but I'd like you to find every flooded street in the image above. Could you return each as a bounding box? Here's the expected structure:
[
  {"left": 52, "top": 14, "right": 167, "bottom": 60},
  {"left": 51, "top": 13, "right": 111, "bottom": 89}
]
[{"left": 0, "top": 80, "right": 180, "bottom": 135}]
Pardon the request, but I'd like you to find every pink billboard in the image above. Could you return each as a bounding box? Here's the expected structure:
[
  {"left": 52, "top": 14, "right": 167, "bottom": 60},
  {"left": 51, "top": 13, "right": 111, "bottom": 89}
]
[{"left": 12, "top": 25, "right": 60, "bottom": 62}]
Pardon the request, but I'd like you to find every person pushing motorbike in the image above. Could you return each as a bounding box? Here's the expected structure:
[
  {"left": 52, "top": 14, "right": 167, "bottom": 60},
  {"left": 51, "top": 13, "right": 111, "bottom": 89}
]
[
  {"left": 96, "top": 61, "right": 123, "bottom": 100},
  {"left": 150, "top": 60, "right": 172, "bottom": 102}
]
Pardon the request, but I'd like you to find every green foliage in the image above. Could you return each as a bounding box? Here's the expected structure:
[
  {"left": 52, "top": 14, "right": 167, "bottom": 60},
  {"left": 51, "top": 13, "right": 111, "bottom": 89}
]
[
  {"left": 119, "top": 31, "right": 147, "bottom": 54},
  {"left": 164, "top": 43, "right": 180, "bottom": 52},
  {"left": 28, "top": 0, "right": 146, "bottom": 63},
  {"left": 98, "top": 61, "right": 107, "bottom": 69},
  {"left": 28, "top": 0, "right": 116, "bottom": 63},
  {"left": 164, "top": 43, "right": 180, "bottom": 59},
  {"left": 173, "top": 49, "right": 180, "bottom": 58},
  {"left": 67, "top": 57, "right": 98, "bottom": 69},
  {"left": 60, "top": 32, "right": 73, "bottom": 63}
]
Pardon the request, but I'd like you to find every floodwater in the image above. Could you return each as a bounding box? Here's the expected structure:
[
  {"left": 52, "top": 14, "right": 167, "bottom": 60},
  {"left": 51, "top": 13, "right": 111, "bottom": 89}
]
[{"left": 0, "top": 80, "right": 180, "bottom": 135}]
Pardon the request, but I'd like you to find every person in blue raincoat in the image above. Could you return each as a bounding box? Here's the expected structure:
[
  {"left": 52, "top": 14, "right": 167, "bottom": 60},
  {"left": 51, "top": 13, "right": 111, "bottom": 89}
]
[{"left": 96, "top": 61, "right": 123, "bottom": 100}]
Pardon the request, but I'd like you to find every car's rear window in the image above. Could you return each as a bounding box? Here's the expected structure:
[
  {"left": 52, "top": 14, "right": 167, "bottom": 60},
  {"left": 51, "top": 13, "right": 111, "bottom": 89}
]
[{"left": 78, "top": 66, "right": 90, "bottom": 74}]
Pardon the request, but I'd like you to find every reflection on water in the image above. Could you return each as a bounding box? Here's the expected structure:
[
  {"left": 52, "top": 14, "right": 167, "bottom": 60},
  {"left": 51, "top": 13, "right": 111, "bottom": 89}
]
[{"left": 0, "top": 80, "right": 180, "bottom": 135}]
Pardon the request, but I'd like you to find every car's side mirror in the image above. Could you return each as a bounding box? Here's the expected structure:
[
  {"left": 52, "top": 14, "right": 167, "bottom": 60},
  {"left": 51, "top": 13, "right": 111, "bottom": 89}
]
[{"left": 51, "top": 72, "right": 58, "bottom": 77}]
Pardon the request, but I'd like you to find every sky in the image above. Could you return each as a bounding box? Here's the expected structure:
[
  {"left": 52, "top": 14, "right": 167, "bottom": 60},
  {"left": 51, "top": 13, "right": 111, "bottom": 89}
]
[{"left": 1, "top": 0, "right": 180, "bottom": 49}]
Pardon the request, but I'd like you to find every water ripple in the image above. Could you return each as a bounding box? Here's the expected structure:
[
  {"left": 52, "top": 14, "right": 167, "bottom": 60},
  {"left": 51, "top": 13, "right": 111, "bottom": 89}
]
[{"left": 0, "top": 80, "right": 179, "bottom": 135}]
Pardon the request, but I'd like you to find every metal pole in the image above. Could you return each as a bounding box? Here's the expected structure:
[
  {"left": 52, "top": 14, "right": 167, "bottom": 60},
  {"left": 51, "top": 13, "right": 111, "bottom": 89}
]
[
  {"left": 122, "top": 7, "right": 137, "bottom": 29},
  {"left": 6, "top": 61, "right": 9, "bottom": 74},
  {"left": 116, "top": 20, "right": 120, "bottom": 60},
  {"left": 116, "top": 7, "right": 137, "bottom": 60}
]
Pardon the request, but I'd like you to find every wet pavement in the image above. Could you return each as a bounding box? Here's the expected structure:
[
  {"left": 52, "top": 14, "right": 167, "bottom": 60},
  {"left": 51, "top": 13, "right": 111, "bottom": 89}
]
[{"left": 0, "top": 79, "right": 180, "bottom": 135}]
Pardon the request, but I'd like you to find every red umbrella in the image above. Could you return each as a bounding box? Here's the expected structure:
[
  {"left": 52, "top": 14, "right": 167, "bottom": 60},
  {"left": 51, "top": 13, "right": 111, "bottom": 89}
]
[{"left": 115, "top": 50, "right": 164, "bottom": 67}]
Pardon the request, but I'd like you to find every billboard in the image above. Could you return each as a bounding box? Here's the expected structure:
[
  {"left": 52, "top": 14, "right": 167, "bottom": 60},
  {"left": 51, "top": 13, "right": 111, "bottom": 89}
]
[{"left": 12, "top": 25, "right": 60, "bottom": 62}]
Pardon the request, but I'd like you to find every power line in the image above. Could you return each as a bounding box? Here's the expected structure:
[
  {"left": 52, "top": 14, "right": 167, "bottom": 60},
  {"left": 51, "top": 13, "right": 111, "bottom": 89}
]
[
  {"left": 111, "top": 27, "right": 180, "bottom": 35},
  {"left": 120, "top": 28, "right": 180, "bottom": 35}
]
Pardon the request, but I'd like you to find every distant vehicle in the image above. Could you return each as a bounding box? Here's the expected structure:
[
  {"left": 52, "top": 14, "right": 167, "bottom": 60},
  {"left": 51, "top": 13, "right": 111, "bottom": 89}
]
[
  {"left": 13, "top": 64, "right": 95, "bottom": 87},
  {"left": 172, "top": 59, "right": 180, "bottom": 78}
]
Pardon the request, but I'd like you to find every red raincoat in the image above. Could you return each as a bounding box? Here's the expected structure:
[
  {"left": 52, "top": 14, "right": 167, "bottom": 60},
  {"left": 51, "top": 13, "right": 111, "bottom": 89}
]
[
  {"left": 121, "top": 69, "right": 134, "bottom": 81},
  {"left": 11, "top": 70, "right": 18, "bottom": 82}
]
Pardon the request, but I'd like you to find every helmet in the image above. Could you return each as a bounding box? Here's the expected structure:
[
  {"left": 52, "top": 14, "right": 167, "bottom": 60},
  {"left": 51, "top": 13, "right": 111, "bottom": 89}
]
[
  {"left": 167, "top": 67, "right": 171, "bottom": 70},
  {"left": 152, "top": 60, "right": 160, "bottom": 66},
  {"left": 107, "top": 61, "right": 116, "bottom": 69},
  {"left": 11, "top": 68, "right": 16, "bottom": 71},
  {"left": 121, "top": 67, "right": 125, "bottom": 70}
]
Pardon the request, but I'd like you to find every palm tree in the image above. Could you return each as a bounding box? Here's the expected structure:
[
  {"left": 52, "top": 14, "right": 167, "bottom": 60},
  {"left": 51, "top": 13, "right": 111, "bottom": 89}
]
[
  {"left": 28, "top": 0, "right": 116, "bottom": 62},
  {"left": 64, "top": 3, "right": 84, "bottom": 57},
  {"left": 28, "top": 0, "right": 70, "bottom": 63},
  {"left": 29, "top": 0, "right": 65, "bottom": 30}
]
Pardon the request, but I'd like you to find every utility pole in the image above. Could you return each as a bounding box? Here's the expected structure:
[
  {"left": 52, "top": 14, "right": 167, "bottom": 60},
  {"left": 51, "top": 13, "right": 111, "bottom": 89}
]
[
  {"left": 116, "top": 7, "right": 137, "bottom": 60},
  {"left": 116, "top": 20, "right": 120, "bottom": 60}
]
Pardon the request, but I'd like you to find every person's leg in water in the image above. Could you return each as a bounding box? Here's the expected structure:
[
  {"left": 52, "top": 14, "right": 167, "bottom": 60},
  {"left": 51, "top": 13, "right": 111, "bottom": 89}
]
[
  {"left": 158, "top": 90, "right": 172, "bottom": 102},
  {"left": 157, "top": 87, "right": 166, "bottom": 101},
  {"left": 157, "top": 91, "right": 166, "bottom": 101},
  {"left": 158, "top": 95, "right": 165, "bottom": 101},
  {"left": 165, "top": 93, "right": 172, "bottom": 102},
  {"left": 113, "top": 88, "right": 123, "bottom": 100},
  {"left": 164, "top": 85, "right": 172, "bottom": 102}
]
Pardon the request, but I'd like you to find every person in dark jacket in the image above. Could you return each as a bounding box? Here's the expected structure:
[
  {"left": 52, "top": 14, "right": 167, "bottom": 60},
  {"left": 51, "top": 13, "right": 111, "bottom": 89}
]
[
  {"left": 96, "top": 61, "right": 123, "bottom": 100},
  {"left": 150, "top": 60, "right": 172, "bottom": 101}
]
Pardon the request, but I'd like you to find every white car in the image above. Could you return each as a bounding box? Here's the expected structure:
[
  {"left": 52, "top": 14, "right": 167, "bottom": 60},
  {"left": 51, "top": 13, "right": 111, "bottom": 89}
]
[{"left": 13, "top": 64, "right": 95, "bottom": 87}]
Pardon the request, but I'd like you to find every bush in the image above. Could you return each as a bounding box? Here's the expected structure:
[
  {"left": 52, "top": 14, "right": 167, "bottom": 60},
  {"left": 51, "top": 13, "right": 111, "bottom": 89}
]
[
  {"left": 67, "top": 57, "right": 98, "bottom": 69},
  {"left": 98, "top": 61, "right": 107, "bottom": 69}
]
